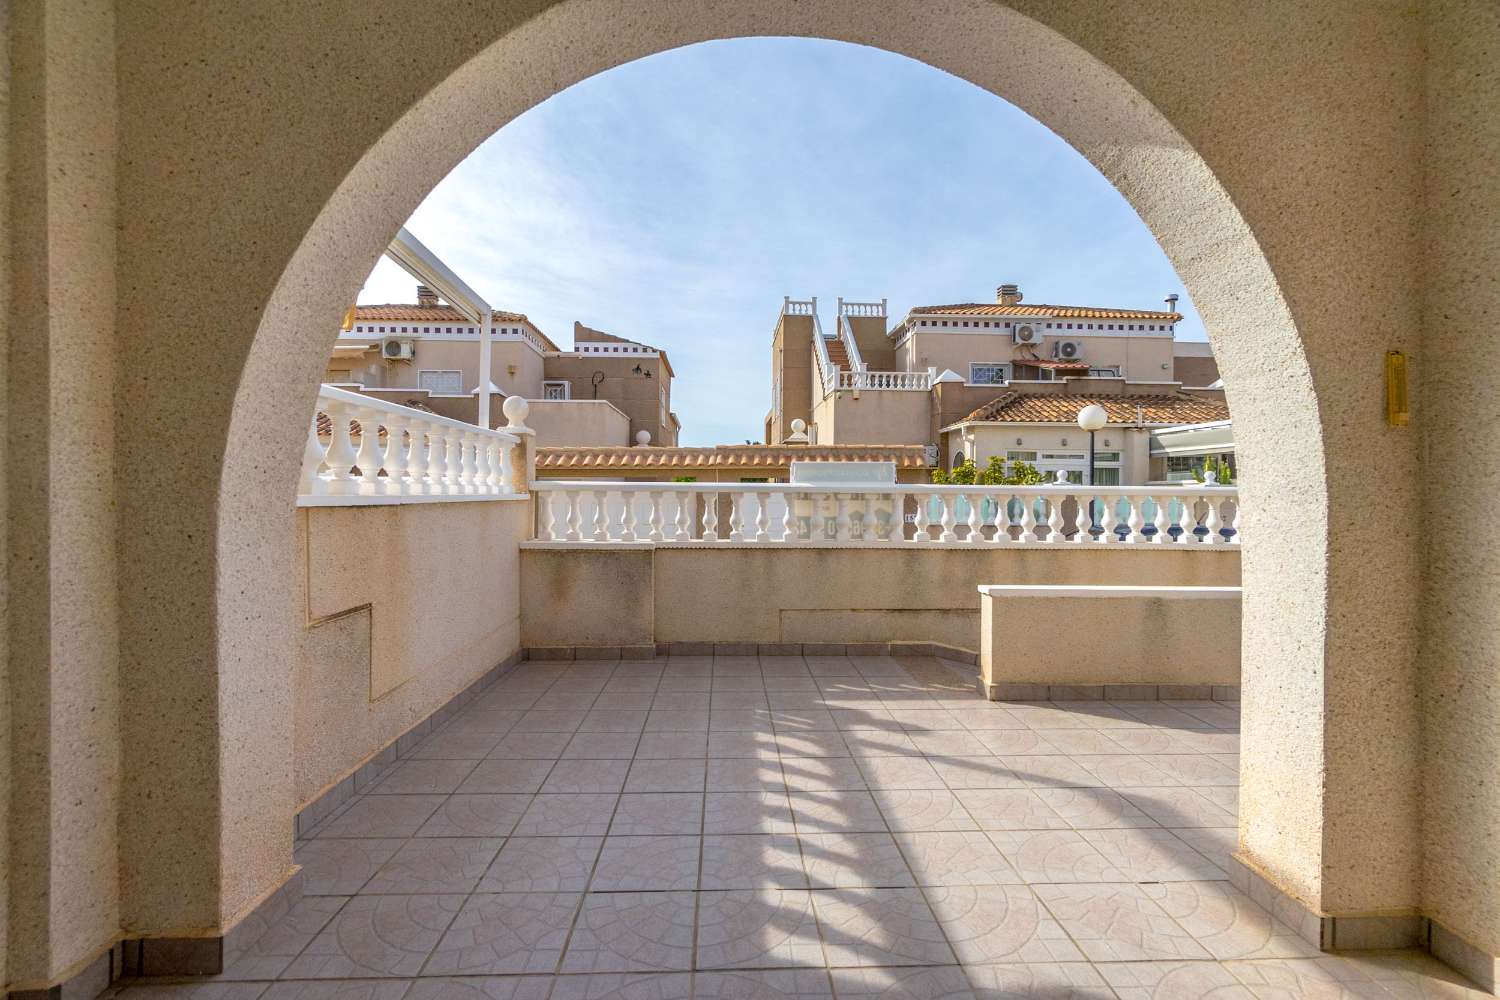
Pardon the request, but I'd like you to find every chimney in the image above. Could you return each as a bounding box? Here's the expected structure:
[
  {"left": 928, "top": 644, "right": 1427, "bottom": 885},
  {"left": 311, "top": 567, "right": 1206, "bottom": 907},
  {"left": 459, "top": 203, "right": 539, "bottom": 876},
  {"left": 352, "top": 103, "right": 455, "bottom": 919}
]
[
  {"left": 416, "top": 284, "right": 438, "bottom": 308},
  {"left": 997, "top": 283, "right": 1022, "bottom": 306},
  {"left": 1164, "top": 293, "right": 1180, "bottom": 313}
]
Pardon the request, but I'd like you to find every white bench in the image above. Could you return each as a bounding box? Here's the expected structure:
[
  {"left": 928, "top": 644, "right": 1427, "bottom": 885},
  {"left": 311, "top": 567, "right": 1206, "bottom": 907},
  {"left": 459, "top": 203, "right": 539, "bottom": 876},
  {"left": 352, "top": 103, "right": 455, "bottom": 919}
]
[{"left": 978, "top": 584, "right": 1242, "bottom": 701}]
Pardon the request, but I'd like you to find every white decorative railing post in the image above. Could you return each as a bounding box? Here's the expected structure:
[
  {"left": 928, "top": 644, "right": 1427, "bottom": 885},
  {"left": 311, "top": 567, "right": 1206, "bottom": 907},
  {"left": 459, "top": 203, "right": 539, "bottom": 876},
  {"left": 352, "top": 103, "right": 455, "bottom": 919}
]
[
  {"left": 300, "top": 415, "right": 327, "bottom": 495},
  {"left": 888, "top": 492, "right": 906, "bottom": 543},
  {"left": 728, "top": 493, "right": 746, "bottom": 543},
  {"left": 1151, "top": 494, "right": 1171, "bottom": 542},
  {"left": 647, "top": 491, "right": 665, "bottom": 542},
  {"left": 674, "top": 493, "right": 693, "bottom": 541},
  {"left": 1202, "top": 496, "right": 1223, "bottom": 544},
  {"left": 621, "top": 491, "right": 639, "bottom": 543},
  {"left": 353, "top": 419, "right": 382, "bottom": 493},
  {"left": 754, "top": 494, "right": 771, "bottom": 542},
  {"left": 460, "top": 431, "right": 481, "bottom": 494},
  {"left": 966, "top": 492, "right": 984, "bottom": 543},
  {"left": 702, "top": 491, "right": 720, "bottom": 542},
  {"left": 565, "top": 490, "right": 582, "bottom": 541},
  {"left": 1125, "top": 497, "right": 1148, "bottom": 543},
  {"left": 322, "top": 401, "right": 361, "bottom": 494},
  {"left": 381, "top": 416, "right": 408, "bottom": 497},
  {"left": 1098, "top": 496, "right": 1118, "bottom": 543},
  {"left": 781, "top": 492, "right": 798, "bottom": 542},
  {"left": 1229, "top": 501, "right": 1241, "bottom": 545},
  {"left": 590, "top": 490, "right": 609, "bottom": 542},
  {"left": 1072, "top": 493, "right": 1092, "bottom": 542},
  {"left": 1018, "top": 495, "right": 1036, "bottom": 542}
]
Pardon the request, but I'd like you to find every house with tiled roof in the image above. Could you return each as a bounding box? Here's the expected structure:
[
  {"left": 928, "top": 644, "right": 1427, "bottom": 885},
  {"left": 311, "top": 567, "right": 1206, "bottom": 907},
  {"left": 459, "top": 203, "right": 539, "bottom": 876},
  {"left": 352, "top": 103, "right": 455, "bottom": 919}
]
[
  {"left": 326, "top": 283, "right": 682, "bottom": 447},
  {"left": 764, "top": 283, "right": 1232, "bottom": 485}
]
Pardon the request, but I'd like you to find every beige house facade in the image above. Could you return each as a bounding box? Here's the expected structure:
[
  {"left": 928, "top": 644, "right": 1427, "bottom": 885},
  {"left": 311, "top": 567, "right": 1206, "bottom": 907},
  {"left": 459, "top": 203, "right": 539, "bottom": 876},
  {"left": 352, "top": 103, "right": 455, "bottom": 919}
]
[{"left": 328, "top": 290, "right": 681, "bottom": 445}]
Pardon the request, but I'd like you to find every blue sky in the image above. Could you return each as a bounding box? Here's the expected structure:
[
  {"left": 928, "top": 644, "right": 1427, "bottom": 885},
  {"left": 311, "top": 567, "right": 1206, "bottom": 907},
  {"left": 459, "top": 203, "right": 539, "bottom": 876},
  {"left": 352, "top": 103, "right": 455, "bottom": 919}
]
[{"left": 360, "top": 38, "right": 1205, "bottom": 446}]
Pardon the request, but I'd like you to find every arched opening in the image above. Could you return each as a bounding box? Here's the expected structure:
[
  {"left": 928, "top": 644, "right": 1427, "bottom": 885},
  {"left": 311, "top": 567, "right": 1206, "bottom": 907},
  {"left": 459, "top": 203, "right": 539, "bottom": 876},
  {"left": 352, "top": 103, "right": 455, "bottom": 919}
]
[{"left": 184, "top": 0, "right": 1388, "bottom": 956}]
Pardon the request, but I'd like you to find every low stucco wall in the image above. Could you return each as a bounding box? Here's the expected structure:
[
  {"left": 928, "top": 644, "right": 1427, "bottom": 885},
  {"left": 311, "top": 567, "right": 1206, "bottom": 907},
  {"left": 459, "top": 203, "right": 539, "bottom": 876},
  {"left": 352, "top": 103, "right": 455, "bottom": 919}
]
[
  {"left": 520, "top": 545, "right": 1240, "bottom": 651},
  {"left": 979, "top": 586, "right": 1241, "bottom": 694},
  {"left": 295, "top": 499, "right": 528, "bottom": 805},
  {"left": 527, "top": 398, "right": 632, "bottom": 447}
]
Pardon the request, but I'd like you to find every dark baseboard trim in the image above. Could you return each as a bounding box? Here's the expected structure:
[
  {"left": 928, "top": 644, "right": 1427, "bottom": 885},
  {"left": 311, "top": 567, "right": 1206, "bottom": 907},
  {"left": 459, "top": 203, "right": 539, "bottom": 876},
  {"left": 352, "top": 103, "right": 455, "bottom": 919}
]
[
  {"left": 6, "top": 948, "right": 112, "bottom": 1000},
  {"left": 985, "top": 681, "right": 1240, "bottom": 702},
  {"left": 525, "top": 641, "right": 980, "bottom": 664}
]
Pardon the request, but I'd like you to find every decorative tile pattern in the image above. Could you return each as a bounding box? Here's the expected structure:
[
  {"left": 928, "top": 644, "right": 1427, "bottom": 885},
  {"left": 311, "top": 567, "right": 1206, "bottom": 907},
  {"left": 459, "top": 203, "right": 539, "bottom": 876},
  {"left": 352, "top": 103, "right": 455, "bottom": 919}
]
[
  {"left": 425, "top": 891, "right": 579, "bottom": 975},
  {"left": 610, "top": 793, "right": 703, "bottom": 836},
  {"left": 1143, "top": 881, "right": 1320, "bottom": 960},
  {"left": 810, "top": 887, "right": 954, "bottom": 968},
  {"left": 894, "top": 832, "right": 1021, "bottom": 887},
  {"left": 701, "top": 834, "right": 809, "bottom": 890},
  {"left": 362, "top": 837, "right": 503, "bottom": 894},
  {"left": 477, "top": 836, "right": 602, "bottom": 892},
  {"left": 591, "top": 835, "right": 701, "bottom": 891},
  {"left": 697, "top": 889, "right": 826, "bottom": 969},
  {"left": 514, "top": 794, "right": 620, "bottom": 837},
  {"left": 284, "top": 894, "right": 464, "bottom": 977},
  {"left": 294, "top": 839, "right": 405, "bottom": 895},
  {"left": 1032, "top": 883, "right": 1210, "bottom": 962},
  {"left": 799, "top": 833, "right": 913, "bottom": 889},
  {"left": 922, "top": 885, "right": 1083, "bottom": 964},
  {"left": 562, "top": 892, "right": 697, "bottom": 973},
  {"left": 416, "top": 795, "right": 531, "bottom": 838}
]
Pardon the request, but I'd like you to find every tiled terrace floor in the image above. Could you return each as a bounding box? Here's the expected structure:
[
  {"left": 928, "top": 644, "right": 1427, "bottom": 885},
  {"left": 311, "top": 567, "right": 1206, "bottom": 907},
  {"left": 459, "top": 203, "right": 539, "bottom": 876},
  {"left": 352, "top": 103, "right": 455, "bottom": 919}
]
[{"left": 120, "top": 655, "right": 1484, "bottom": 999}]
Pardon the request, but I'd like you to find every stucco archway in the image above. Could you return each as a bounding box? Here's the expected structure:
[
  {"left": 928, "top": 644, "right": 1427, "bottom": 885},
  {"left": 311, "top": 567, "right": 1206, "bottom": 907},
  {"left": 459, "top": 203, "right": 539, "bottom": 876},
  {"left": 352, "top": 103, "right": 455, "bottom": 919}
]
[{"left": 118, "top": 0, "right": 1420, "bottom": 943}]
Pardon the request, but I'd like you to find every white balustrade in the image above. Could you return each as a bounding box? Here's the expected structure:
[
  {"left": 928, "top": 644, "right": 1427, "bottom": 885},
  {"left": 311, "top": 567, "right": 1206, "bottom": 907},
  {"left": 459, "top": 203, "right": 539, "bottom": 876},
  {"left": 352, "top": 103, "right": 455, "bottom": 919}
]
[
  {"left": 528, "top": 480, "right": 1241, "bottom": 547},
  {"left": 298, "top": 385, "right": 523, "bottom": 505},
  {"left": 835, "top": 369, "right": 935, "bottom": 391}
]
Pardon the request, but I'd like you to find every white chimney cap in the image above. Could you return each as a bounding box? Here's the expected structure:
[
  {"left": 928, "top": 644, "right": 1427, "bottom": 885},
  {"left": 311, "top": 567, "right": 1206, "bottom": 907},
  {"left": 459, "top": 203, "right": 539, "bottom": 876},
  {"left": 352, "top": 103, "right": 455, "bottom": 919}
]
[{"left": 935, "top": 369, "right": 965, "bottom": 384}]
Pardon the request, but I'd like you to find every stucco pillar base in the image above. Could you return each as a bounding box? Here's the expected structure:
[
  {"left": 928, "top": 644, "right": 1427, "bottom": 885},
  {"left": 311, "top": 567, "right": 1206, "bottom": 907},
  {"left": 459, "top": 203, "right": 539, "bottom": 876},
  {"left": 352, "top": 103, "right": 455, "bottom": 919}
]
[
  {"left": 5, "top": 950, "right": 114, "bottom": 1000},
  {"left": 1229, "top": 857, "right": 1496, "bottom": 994}
]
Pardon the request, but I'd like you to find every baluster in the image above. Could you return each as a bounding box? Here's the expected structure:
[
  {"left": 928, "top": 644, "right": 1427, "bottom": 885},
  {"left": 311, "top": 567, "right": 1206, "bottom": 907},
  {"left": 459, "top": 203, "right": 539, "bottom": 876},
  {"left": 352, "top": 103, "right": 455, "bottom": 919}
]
[
  {"left": 1045, "top": 493, "right": 1065, "bottom": 543},
  {"left": 405, "top": 421, "right": 428, "bottom": 495},
  {"left": 1151, "top": 494, "right": 1170, "bottom": 543},
  {"left": 702, "top": 491, "right": 719, "bottom": 541},
  {"left": 781, "top": 491, "right": 798, "bottom": 542},
  {"left": 1071, "top": 492, "right": 1091, "bottom": 543},
  {"left": 674, "top": 492, "right": 692, "bottom": 541},
  {"left": 323, "top": 401, "right": 361, "bottom": 494},
  {"left": 1165, "top": 495, "right": 1186, "bottom": 543},
  {"left": 913, "top": 493, "right": 931, "bottom": 542},
  {"left": 422, "top": 424, "right": 444, "bottom": 496},
  {"left": 936, "top": 495, "right": 955, "bottom": 542},
  {"left": 380, "top": 416, "right": 407, "bottom": 496},
  {"left": 1228, "top": 499, "right": 1241, "bottom": 545},
  {"left": 351, "top": 416, "right": 381, "bottom": 493},
  {"left": 753, "top": 491, "right": 770, "bottom": 542},
  {"left": 728, "top": 493, "right": 746, "bottom": 542},
  {"left": 496, "top": 437, "right": 515, "bottom": 494},
  {"left": 860, "top": 494, "right": 875, "bottom": 542},
  {"left": 489, "top": 438, "right": 506, "bottom": 493},
  {"left": 1018, "top": 494, "right": 1036, "bottom": 542},
  {"left": 887, "top": 492, "right": 905, "bottom": 543},
  {"left": 1201, "top": 496, "right": 1222, "bottom": 544},
  {"left": 836, "top": 494, "right": 852, "bottom": 542},
  {"left": 1125, "top": 496, "right": 1147, "bottom": 543},
  {"left": 967, "top": 492, "right": 984, "bottom": 543},
  {"left": 299, "top": 413, "right": 328, "bottom": 496},
  {"left": 621, "top": 489, "right": 639, "bottom": 542},
  {"left": 543, "top": 491, "right": 562, "bottom": 541},
  {"left": 648, "top": 490, "right": 665, "bottom": 542},
  {"left": 591, "top": 490, "right": 609, "bottom": 542},
  {"left": 1097, "top": 495, "right": 1118, "bottom": 543},
  {"left": 476, "top": 435, "right": 497, "bottom": 495},
  {"left": 461, "top": 432, "right": 481, "bottom": 494},
  {"left": 565, "top": 490, "right": 582, "bottom": 541},
  {"left": 440, "top": 429, "right": 462, "bottom": 494}
]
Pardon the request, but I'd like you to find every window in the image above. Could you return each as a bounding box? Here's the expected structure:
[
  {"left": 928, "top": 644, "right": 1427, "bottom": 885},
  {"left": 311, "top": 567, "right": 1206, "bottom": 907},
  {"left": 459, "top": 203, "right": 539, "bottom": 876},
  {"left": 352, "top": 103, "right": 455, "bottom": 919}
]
[
  {"left": 1094, "top": 451, "right": 1122, "bottom": 463},
  {"left": 969, "top": 363, "right": 1010, "bottom": 385},
  {"left": 542, "top": 381, "right": 570, "bottom": 400},
  {"left": 324, "top": 369, "right": 351, "bottom": 383},
  {"left": 1089, "top": 367, "right": 1120, "bottom": 377},
  {"left": 418, "top": 370, "right": 463, "bottom": 394},
  {"left": 1007, "top": 450, "right": 1037, "bottom": 462}
]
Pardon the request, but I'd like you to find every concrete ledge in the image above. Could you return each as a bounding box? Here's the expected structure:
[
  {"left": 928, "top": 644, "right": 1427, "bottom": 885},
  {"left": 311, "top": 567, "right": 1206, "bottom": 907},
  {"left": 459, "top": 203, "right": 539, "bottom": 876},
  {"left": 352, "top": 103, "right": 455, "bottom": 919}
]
[
  {"left": 980, "top": 584, "right": 1240, "bottom": 697},
  {"left": 1229, "top": 856, "right": 1428, "bottom": 951}
]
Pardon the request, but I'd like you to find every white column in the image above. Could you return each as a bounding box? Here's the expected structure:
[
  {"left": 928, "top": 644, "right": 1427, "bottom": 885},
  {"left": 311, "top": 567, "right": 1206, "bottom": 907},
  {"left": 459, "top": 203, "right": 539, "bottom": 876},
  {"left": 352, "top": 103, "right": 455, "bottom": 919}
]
[{"left": 478, "top": 310, "right": 493, "bottom": 429}]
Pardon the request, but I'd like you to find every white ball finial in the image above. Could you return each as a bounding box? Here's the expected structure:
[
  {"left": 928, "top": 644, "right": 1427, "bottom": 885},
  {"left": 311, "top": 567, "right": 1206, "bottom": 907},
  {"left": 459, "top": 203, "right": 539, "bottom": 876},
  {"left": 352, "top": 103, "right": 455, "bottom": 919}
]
[
  {"left": 635, "top": 429, "right": 652, "bottom": 447},
  {"left": 1054, "top": 469, "right": 1070, "bottom": 484},
  {"left": 791, "top": 418, "right": 806, "bottom": 434},
  {"left": 1076, "top": 403, "right": 1108, "bottom": 433},
  {"left": 502, "top": 395, "right": 529, "bottom": 427}
]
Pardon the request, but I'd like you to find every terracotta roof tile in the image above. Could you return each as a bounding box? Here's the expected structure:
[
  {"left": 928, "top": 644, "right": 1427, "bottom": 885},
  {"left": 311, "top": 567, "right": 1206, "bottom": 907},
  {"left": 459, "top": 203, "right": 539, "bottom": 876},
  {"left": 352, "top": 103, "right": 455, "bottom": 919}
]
[
  {"left": 911, "top": 302, "right": 1182, "bottom": 321},
  {"left": 536, "top": 444, "right": 931, "bottom": 470},
  {"left": 356, "top": 303, "right": 531, "bottom": 324},
  {"left": 960, "top": 392, "right": 1229, "bottom": 426}
]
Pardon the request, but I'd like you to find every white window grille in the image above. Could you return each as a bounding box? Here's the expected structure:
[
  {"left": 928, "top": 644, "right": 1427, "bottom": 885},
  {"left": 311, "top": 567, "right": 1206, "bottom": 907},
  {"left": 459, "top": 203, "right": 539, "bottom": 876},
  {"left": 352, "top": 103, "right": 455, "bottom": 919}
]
[{"left": 418, "top": 370, "right": 463, "bottom": 394}]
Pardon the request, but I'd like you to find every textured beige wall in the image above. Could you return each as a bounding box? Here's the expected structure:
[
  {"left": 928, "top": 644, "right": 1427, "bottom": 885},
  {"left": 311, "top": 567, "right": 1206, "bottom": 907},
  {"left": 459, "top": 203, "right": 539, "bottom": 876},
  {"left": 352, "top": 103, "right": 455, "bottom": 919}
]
[
  {"left": 980, "top": 590, "right": 1241, "bottom": 689},
  {"left": 544, "top": 354, "right": 674, "bottom": 446},
  {"left": 526, "top": 399, "right": 631, "bottom": 448},
  {"left": 822, "top": 389, "right": 933, "bottom": 446},
  {"left": 521, "top": 546, "right": 1240, "bottom": 649},
  {"left": 906, "top": 330, "right": 1174, "bottom": 381},
  {"left": 5, "top": 0, "right": 122, "bottom": 986},
  {"left": 1419, "top": 0, "right": 1500, "bottom": 959},
  {"left": 8, "top": 0, "right": 1485, "bottom": 986},
  {"left": 295, "top": 500, "right": 528, "bottom": 804}
]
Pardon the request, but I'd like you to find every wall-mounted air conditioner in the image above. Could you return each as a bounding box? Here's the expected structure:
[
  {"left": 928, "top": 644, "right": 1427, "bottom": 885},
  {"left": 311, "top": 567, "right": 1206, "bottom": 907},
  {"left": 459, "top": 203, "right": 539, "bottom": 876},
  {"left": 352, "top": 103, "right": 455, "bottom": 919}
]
[
  {"left": 1013, "top": 324, "right": 1040, "bottom": 345},
  {"left": 382, "top": 337, "right": 415, "bottom": 361},
  {"left": 1053, "top": 340, "right": 1083, "bottom": 360}
]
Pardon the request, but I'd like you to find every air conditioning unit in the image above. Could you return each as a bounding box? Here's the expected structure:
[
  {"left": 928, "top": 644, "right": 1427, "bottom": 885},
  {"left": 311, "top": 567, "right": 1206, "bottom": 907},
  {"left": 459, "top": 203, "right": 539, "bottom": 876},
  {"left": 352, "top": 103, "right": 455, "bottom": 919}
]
[
  {"left": 1053, "top": 340, "right": 1083, "bottom": 360},
  {"left": 1013, "top": 324, "right": 1040, "bottom": 345},
  {"left": 381, "top": 337, "right": 415, "bottom": 361}
]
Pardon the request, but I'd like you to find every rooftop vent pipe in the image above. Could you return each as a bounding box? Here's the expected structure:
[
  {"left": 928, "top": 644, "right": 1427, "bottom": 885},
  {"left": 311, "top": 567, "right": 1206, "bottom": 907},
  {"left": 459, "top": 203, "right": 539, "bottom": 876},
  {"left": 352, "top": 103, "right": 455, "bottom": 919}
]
[{"left": 997, "top": 283, "right": 1022, "bottom": 306}]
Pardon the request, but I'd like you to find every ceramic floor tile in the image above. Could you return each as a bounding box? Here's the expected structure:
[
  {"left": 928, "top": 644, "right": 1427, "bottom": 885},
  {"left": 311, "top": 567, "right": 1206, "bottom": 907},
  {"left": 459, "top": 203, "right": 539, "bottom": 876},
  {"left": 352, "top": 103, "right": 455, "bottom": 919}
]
[
  {"left": 986, "top": 830, "right": 1130, "bottom": 884},
  {"left": 893, "top": 831, "right": 1022, "bottom": 886},
  {"left": 926, "top": 757, "right": 1025, "bottom": 791},
  {"left": 781, "top": 757, "right": 867, "bottom": 793},
  {"left": 1143, "top": 881, "right": 1320, "bottom": 959},
  {"left": 561, "top": 892, "right": 697, "bottom": 973},
  {"left": 407, "top": 732, "right": 504, "bottom": 760},
  {"left": 694, "top": 969, "right": 833, "bottom": 1000},
  {"left": 701, "top": 834, "right": 808, "bottom": 890},
  {"left": 1029, "top": 730, "right": 1127, "bottom": 755},
  {"left": 1222, "top": 957, "right": 1393, "bottom": 998},
  {"left": 1073, "top": 755, "right": 1183, "bottom": 788},
  {"left": 314, "top": 796, "right": 447, "bottom": 839},
  {"left": 922, "top": 884, "right": 1084, "bottom": 964},
  {"left": 513, "top": 794, "right": 620, "bottom": 837},
  {"left": 711, "top": 710, "right": 775, "bottom": 732},
  {"left": 295, "top": 839, "right": 405, "bottom": 894},
  {"left": 644, "top": 711, "right": 711, "bottom": 732},
  {"left": 1338, "top": 952, "right": 1493, "bottom": 999},
  {"left": 776, "top": 733, "right": 853, "bottom": 759},
  {"left": 856, "top": 757, "right": 947, "bottom": 790},
  {"left": 609, "top": 793, "right": 704, "bottom": 836},
  {"left": 993, "top": 756, "right": 1101, "bottom": 789},
  {"left": 362, "top": 837, "right": 503, "bottom": 894},
  {"left": 477, "top": 836, "right": 602, "bottom": 892},
  {"left": 219, "top": 896, "right": 349, "bottom": 980},
  {"left": 810, "top": 887, "right": 954, "bottom": 968},
  {"left": 1165, "top": 826, "right": 1237, "bottom": 875},
  {"left": 260, "top": 981, "right": 416, "bottom": 1000},
  {"left": 1096, "top": 960, "right": 1256, "bottom": 999},
  {"left": 416, "top": 795, "right": 531, "bottom": 838},
  {"left": 961, "top": 962, "right": 1114, "bottom": 999},
  {"left": 283, "top": 894, "right": 463, "bottom": 977},
  {"left": 591, "top": 835, "right": 700, "bottom": 891},
  {"left": 1143, "top": 754, "right": 1240, "bottom": 786},
  {"left": 548, "top": 973, "right": 692, "bottom": 1000},
  {"left": 799, "top": 832, "right": 913, "bottom": 889},
  {"left": 424, "top": 891, "right": 580, "bottom": 975},
  {"left": 624, "top": 759, "right": 707, "bottom": 794},
  {"left": 705, "top": 792, "right": 797, "bottom": 835},
  {"left": 563, "top": 732, "right": 643, "bottom": 760},
  {"left": 1082, "top": 828, "right": 1224, "bottom": 882},
  {"left": 542, "top": 759, "right": 631, "bottom": 794},
  {"left": 1119, "top": 787, "right": 1237, "bottom": 828},
  {"left": 458, "top": 759, "right": 556, "bottom": 795},
  {"left": 637, "top": 732, "right": 711, "bottom": 759},
  {"left": 973, "top": 731, "right": 1055, "bottom": 756},
  {"left": 707, "top": 758, "right": 787, "bottom": 792},
  {"left": 707, "top": 731, "right": 780, "bottom": 759},
  {"left": 1033, "top": 882, "right": 1211, "bottom": 962},
  {"left": 579, "top": 710, "right": 649, "bottom": 733},
  {"left": 872, "top": 788, "right": 979, "bottom": 833},
  {"left": 952, "top": 789, "right": 1067, "bottom": 831},
  {"left": 401, "top": 978, "right": 554, "bottom": 1000},
  {"left": 841, "top": 733, "right": 921, "bottom": 758},
  {"left": 787, "top": 791, "right": 889, "bottom": 834},
  {"left": 487, "top": 732, "right": 572, "bottom": 759},
  {"left": 696, "top": 889, "right": 826, "bottom": 970},
  {"left": 828, "top": 965, "right": 978, "bottom": 1000},
  {"left": 512, "top": 711, "right": 589, "bottom": 733},
  {"left": 907, "top": 731, "right": 991, "bottom": 757},
  {"left": 652, "top": 693, "right": 712, "bottom": 712},
  {"left": 1032, "top": 787, "right": 1157, "bottom": 830}
]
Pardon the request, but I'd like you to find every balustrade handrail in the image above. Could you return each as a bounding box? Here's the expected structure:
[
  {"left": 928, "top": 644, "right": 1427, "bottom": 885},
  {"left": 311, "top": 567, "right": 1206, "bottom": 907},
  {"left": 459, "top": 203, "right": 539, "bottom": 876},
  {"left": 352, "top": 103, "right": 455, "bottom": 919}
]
[
  {"left": 529, "top": 479, "right": 1240, "bottom": 547},
  {"left": 300, "top": 384, "right": 523, "bottom": 504},
  {"left": 810, "top": 313, "right": 838, "bottom": 396},
  {"left": 837, "top": 313, "right": 866, "bottom": 373},
  {"left": 836, "top": 369, "right": 935, "bottom": 391}
]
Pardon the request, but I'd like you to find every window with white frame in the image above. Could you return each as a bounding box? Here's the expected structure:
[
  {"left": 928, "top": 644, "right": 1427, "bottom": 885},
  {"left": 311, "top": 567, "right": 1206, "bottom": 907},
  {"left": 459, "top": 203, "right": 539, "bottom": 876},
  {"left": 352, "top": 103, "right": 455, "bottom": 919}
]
[
  {"left": 418, "top": 369, "right": 463, "bottom": 394},
  {"left": 1088, "top": 366, "right": 1121, "bottom": 377},
  {"left": 542, "top": 380, "right": 570, "bottom": 401},
  {"left": 969, "top": 362, "right": 1010, "bottom": 385}
]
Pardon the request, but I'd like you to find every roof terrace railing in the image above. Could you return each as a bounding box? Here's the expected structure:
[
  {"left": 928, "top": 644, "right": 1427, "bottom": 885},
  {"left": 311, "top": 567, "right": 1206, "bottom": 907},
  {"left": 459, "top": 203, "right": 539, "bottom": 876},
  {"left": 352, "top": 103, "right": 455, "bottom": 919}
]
[
  {"left": 838, "top": 297, "right": 888, "bottom": 318},
  {"left": 299, "top": 385, "right": 526, "bottom": 505},
  {"left": 836, "top": 369, "right": 935, "bottom": 391},
  {"left": 529, "top": 475, "right": 1239, "bottom": 547}
]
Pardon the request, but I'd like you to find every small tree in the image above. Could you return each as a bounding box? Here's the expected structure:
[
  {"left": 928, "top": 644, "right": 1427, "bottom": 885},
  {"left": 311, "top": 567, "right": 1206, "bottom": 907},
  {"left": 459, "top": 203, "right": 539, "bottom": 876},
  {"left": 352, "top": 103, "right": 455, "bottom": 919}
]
[
  {"left": 931, "top": 459, "right": 979, "bottom": 485},
  {"left": 1191, "top": 456, "right": 1234, "bottom": 485},
  {"left": 933, "top": 457, "right": 1048, "bottom": 486}
]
